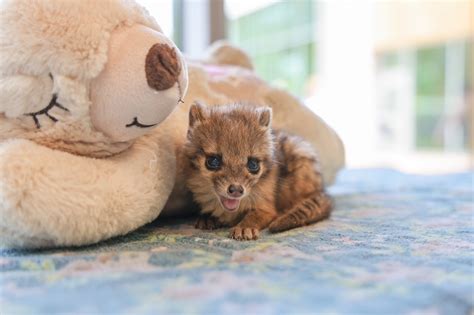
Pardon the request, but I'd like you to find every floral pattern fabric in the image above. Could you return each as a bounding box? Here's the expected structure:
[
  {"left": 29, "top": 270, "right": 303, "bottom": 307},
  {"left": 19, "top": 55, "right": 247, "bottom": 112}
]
[{"left": 1, "top": 169, "right": 472, "bottom": 314}]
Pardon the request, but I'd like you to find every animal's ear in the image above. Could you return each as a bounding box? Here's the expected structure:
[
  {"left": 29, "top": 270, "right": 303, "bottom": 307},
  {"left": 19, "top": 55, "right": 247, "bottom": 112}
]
[
  {"left": 258, "top": 106, "right": 272, "bottom": 128},
  {"left": 189, "top": 101, "right": 208, "bottom": 127}
]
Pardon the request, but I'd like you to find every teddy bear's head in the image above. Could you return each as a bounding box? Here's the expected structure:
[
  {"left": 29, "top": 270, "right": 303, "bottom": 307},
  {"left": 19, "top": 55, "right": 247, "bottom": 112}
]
[{"left": 0, "top": 0, "right": 188, "bottom": 157}]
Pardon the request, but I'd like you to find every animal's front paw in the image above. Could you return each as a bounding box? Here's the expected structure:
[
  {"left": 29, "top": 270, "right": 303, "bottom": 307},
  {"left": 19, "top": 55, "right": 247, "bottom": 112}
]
[
  {"left": 195, "top": 215, "right": 223, "bottom": 230},
  {"left": 230, "top": 227, "right": 259, "bottom": 241}
]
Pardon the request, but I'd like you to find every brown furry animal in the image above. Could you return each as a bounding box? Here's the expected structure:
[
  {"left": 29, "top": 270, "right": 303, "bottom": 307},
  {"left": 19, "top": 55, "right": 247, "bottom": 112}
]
[{"left": 184, "top": 103, "right": 332, "bottom": 240}]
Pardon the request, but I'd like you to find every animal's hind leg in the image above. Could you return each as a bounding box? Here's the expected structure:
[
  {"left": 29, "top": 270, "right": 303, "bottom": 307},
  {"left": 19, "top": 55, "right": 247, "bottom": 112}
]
[{"left": 269, "top": 191, "right": 332, "bottom": 233}]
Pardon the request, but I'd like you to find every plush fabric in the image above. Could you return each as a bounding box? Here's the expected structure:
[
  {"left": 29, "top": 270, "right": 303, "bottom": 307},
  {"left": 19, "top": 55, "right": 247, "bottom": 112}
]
[
  {"left": 0, "top": 0, "right": 187, "bottom": 150},
  {"left": 0, "top": 0, "right": 344, "bottom": 248},
  {"left": 1, "top": 169, "right": 471, "bottom": 314}
]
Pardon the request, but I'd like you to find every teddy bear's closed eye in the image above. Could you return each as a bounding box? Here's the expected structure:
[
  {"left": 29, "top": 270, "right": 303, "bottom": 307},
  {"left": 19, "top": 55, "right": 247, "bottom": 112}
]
[{"left": 24, "top": 93, "right": 69, "bottom": 129}]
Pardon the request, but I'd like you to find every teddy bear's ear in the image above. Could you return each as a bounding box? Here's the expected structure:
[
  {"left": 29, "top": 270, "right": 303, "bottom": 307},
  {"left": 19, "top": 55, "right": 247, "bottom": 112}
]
[
  {"left": 257, "top": 106, "right": 272, "bottom": 128},
  {"left": 189, "top": 101, "right": 208, "bottom": 127}
]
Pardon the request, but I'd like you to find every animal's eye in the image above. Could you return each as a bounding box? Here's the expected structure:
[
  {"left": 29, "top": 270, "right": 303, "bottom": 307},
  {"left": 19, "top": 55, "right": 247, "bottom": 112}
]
[
  {"left": 247, "top": 158, "right": 260, "bottom": 174},
  {"left": 205, "top": 155, "right": 222, "bottom": 170}
]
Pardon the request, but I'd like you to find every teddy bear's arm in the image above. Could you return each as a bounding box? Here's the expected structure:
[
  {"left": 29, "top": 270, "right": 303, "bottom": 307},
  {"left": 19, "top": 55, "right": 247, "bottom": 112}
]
[{"left": 0, "top": 136, "right": 175, "bottom": 248}]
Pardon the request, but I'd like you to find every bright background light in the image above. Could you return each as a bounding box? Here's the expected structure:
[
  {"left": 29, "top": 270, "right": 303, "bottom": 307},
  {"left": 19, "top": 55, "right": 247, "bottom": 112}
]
[
  {"left": 136, "top": 0, "right": 173, "bottom": 38},
  {"left": 140, "top": 0, "right": 473, "bottom": 174}
]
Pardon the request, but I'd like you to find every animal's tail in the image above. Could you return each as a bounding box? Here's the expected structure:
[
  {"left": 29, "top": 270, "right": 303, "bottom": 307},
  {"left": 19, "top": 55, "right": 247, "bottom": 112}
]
[{"left": 268, "top": 191, "right": 332, "bottom": 233}]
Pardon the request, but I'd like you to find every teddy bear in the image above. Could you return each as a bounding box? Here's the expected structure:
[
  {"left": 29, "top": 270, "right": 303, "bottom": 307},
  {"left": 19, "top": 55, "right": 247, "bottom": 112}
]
[{"left": 0, "top": 0, "right": 344, "bottom": 248}]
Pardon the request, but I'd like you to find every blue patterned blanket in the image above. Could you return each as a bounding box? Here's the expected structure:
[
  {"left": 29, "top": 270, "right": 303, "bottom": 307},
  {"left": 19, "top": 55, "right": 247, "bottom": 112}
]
[{"left": 1, "top": 169, "right": 473, "bottom": 314}]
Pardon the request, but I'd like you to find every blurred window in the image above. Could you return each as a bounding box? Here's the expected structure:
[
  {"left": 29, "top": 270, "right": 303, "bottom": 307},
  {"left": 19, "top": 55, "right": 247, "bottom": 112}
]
[
  {"left": 140, "top": 0, "right": 472, "bottom": 173},
  {"left": 415, "top": 45, "right": 446, "bottom": 149},
  {"left": 376, "top": 40, "right": 472, "bottom": 152},
  {"left": 225, "top": 0, "right": 316, "bottom": 97}
]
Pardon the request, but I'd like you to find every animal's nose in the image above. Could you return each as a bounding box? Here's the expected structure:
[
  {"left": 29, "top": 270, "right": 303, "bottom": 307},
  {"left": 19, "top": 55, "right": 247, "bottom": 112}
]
[
  {"left": 228, "top": 184, "right": 244, "bottom": 198},
  {"left": 145, "top": 43, "right": 181, "bottom": 91}
]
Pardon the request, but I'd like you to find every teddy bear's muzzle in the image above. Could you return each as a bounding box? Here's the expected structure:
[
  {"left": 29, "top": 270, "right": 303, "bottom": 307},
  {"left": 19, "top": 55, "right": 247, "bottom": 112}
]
[{"left": 90, "top": 24, "right": 188, "bottom": 142}]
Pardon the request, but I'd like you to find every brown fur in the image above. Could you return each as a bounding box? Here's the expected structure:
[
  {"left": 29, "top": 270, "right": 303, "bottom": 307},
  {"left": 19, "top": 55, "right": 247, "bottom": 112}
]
[{"left": 184, "top": 103, "right": 332, "bottom": 240}]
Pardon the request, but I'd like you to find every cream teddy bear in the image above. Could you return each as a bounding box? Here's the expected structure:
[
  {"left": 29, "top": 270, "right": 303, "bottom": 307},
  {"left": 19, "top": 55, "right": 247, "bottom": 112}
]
[{"left": 0, "top": 0, "right": 344, "bottom": 248}]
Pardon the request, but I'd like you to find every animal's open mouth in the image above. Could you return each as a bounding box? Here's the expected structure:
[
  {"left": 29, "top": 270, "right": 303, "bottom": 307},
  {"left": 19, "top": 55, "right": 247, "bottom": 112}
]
[
  {"left": 219, "top": 196, "right": 241, "bottom": 212},
  {"left": 125, "top": 117, "right": 158, "bottom": 128}
]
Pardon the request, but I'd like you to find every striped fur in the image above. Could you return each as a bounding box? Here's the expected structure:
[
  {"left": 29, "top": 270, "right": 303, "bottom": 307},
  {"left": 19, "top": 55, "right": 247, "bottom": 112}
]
[
  {"left": 184, "top": 103, "right": 332, "bottom": 240},
  {"left": 269, "top": 192, "right": 332, "bottom": 233}
]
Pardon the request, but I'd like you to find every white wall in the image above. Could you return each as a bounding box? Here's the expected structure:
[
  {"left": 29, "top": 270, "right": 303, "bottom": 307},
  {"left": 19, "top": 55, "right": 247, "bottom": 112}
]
[
  {"left": 135, "top": 0, "right": 173, "bottom": 38},
  {"left": 310, "top": 1, "right": 377, "bottom": 168}
]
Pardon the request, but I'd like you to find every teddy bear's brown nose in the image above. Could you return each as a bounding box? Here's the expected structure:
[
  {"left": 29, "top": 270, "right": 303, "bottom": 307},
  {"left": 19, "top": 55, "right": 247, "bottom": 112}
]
[{"left": 145, "top": 43, "right": 181, "bottom": 91}]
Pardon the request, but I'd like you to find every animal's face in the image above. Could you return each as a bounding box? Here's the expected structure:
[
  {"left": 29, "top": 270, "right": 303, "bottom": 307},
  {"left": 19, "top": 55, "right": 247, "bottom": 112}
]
[{"left": 185, "top": 103, "right": 274, "bottom": 212}]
